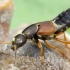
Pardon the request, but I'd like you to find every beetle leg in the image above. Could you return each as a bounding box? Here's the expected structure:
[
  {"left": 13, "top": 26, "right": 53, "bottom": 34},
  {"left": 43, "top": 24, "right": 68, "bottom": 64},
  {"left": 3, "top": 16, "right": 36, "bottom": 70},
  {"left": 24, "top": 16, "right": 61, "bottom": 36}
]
[
  {"left": 55, "top": 38, "right": 70, "bottom": 49},
  {"left": 37, "top": 40, "right": 44, "bottom": 64},
  {"left": 44, "top": 40, "right": 70, "bottom": 60},
  {"left": 64, "top": 33, "right": 69, "bottom": 48},
  {"left": 13, "top": 45, "right": 17, "bottom": 65},
  {"left": 55, "top": 33, "right": 70, "bottom": 49},
  {"left": 14, "top": 45, "right": 17, "bottom": 58},
  {"left": 55, "top": 32, "right": 68, "bottom": 44},
  {"left": 54, "top": 31, "right": 68, "bottom": 44},
  {"left": 55, "top": 38, "right": 70, "bottom": 44}
]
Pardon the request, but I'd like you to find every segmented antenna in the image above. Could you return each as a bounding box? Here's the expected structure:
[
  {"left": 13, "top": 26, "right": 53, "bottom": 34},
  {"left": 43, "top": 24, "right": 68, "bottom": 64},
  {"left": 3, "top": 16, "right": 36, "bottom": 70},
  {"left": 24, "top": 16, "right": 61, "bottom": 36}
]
[{"left": 0, "top": 42, "right": 11, "bottom": 44}]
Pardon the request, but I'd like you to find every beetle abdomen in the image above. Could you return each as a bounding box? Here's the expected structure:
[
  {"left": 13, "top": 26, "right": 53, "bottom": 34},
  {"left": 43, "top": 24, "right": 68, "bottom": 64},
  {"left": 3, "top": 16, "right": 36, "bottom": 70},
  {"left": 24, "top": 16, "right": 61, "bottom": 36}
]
[
  {"left": 22, "top": 24, "right": 39, "bottom": 39},
  {"left": 53, "top": 8, "right": 70, "bottom": 34}
]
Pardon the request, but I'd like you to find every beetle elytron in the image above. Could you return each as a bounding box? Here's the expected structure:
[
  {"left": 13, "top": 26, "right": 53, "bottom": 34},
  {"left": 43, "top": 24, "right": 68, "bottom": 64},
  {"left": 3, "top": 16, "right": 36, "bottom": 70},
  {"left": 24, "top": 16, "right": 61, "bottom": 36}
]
[{"left": 2, "top": 8, "right": 70, "bottom": 64}]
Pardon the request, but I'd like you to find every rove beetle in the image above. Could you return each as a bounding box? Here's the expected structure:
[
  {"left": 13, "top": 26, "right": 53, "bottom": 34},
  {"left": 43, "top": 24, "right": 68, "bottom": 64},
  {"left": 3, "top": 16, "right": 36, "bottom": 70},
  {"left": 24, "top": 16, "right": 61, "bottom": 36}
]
[{"left": 1, "top": 8, "right": 70, "bottom": 64}]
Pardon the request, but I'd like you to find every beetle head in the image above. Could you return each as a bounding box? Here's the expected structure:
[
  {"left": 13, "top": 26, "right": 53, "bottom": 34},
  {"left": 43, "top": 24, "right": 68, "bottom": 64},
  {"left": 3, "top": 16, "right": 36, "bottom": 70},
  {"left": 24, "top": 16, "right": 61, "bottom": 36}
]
[{"left": 11, "top": 34, "right": 27, "bottom": 50}]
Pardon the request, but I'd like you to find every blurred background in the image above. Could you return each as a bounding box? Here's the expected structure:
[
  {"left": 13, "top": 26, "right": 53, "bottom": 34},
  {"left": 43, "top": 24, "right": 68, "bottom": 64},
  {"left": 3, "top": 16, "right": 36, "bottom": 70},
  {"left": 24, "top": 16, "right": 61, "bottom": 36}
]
[{"left": 11, "top": 0, "right": 70, "bottom": 33}]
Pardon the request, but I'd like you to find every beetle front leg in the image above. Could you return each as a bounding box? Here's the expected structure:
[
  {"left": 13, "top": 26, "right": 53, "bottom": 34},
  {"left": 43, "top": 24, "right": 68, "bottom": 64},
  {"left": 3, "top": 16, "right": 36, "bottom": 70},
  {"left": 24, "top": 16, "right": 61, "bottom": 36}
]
[
  {"left": 14, "top": 45, "right": 17, "bottom": 58},
  {"left": 37, "top": 40, "right": 44, "bottom": 64}
]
